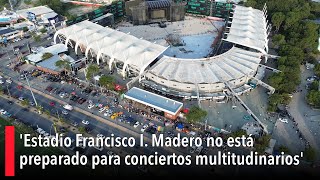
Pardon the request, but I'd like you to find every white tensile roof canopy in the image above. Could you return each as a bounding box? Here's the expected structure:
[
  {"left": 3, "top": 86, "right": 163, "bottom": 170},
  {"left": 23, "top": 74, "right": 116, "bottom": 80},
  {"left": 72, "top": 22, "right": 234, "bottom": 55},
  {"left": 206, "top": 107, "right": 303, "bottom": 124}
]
[
  {"left": 54, "top": 20, "right": 168, "bottom": 76},
  {"left": 224, "top": 5, "right": 269, "bottom": 54},
  {"left": 148, "top": 47, "right": 263, "bottom": 84}
]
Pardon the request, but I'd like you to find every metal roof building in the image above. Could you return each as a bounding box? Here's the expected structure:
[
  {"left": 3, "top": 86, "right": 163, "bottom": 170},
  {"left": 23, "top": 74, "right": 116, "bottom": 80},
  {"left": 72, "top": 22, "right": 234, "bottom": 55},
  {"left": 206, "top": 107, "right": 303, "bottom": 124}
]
[
  {"left": 54, "top": 20, "right": 168, "bottom": 77},
  {"left": 148, "top": 47, "right": 262, "bottom": 84},
  {"left": 26, "top": 44, "right": 68, "bottom": 64},
  {"left": 124, "top": 87, "right": 183, "bottom": 116}
]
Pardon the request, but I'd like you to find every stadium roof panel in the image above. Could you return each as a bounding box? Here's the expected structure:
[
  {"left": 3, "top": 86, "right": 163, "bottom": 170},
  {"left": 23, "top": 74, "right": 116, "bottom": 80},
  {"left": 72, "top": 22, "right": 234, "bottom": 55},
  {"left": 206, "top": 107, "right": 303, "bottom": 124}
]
[
  {"left": 148, "top": 47, "right": 262, "bottom": 84},
  {"left": 124, "top": 87, "right": 183, "bottom": 115},
  {"left": 54, "top": 20, "right": 168, "bottom": 75},
  {"left": 224, "top": 5, "right": 268, "bottom": 54}
]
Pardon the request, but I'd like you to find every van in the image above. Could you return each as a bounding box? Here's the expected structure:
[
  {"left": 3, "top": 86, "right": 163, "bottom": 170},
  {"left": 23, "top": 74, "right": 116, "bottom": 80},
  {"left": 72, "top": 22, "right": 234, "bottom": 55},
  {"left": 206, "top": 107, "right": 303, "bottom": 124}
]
[{"left": 63, "top": 104, "right": 73, "bottom": 111}]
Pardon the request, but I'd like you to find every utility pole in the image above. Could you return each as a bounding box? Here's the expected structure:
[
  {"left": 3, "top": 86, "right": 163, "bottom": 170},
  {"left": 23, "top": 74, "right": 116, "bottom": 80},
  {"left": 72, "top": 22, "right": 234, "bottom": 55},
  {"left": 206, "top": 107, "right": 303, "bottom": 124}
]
[{"left": 24, "top": 74, "right": 38, "bottom": 107}]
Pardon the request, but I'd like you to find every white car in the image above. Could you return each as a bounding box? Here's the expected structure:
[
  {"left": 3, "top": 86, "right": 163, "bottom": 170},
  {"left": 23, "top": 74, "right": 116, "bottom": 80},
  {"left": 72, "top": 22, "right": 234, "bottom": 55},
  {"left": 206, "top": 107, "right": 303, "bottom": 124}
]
[
  {"left": 141, "top": 124, "right": 148, "bottom": 132},
  {"left": 0, "top": 80, "right": 3, "bottom": 84},
  {"left": 6, "top": 79, "right": 12, "bottom": 84},
  {"left": 97, "top": 134, "right": 105, "bottom": 138},
  {"left": 133, "top": 121, "right": 140, "bottom": 128},
  {"left": 18, "top": 97, "right": 25, "bottom": 101},
  {"left": 0, "top": 109, "right": 7, "bottom": 115},
  {"left": 62, "top": 110, "right": 68, "bottom": 115},
  {"left": 279, "top": 118, "right": 288, "bottom": 123},
  {"left": 88, "top": 104, "right": 94, "bottom": 109},
  {"left": 82, "top": 120, "right": 89, "bottom": 125},
  {"left": 104, "top": 112, "right": 112, "bottom": 117},
  {"left": 59, "top": 93, "right": 65, "bottom": 98},
  {"left": 98, "top": 107, "right": 106, "bottom": 113},
  {"left": 63, "top": 104, "right": 73, "bottom": 111}
]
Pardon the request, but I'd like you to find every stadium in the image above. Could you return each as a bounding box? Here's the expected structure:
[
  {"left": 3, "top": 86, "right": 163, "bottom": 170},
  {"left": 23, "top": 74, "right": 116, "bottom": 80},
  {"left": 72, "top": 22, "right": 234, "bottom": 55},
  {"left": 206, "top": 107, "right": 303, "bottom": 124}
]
[{"left": 53, "top": 4, "right": 275, "bottom": 101}]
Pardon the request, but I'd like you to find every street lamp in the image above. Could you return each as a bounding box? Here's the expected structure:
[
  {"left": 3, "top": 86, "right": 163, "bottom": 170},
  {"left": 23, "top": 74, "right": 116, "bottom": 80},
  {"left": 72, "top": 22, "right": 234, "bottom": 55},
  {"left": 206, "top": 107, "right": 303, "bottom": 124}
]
[
  {"left": 24, "top": 74, "right": 38, "bottom": 107},
  {"left": 6, "top": 84, "right": 11, "bottom": 97}
]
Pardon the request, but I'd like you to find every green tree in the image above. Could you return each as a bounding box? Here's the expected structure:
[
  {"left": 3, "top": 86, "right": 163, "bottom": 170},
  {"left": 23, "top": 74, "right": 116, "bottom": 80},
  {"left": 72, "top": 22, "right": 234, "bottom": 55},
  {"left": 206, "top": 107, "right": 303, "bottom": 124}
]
[
  {"left": 304, "top": 147, "right": 316, "bottom": 162},
  {"left": 306, "top": 90, "right": 320, "bottom": 107},
  {"left": 21, "top": 99, "right": 29, "bottom": 107},
  {"left": 272, "top": 34, "right": 285, "bottom": 47},
  {"left": 40, "top": 28, "right": 47, "bottom": 34},
  {"left": 22, "top": 27, "right": 29, "bottom": 32},
  {"left": 186, "top": 106, "right": 207, "bottom": 123},
  {"left": 86, "top": 64, "right": 99, "bottom": 80},
  {"left": 314, "top": 64, "right": 320, "bottom": 77},
  {"left": 42, "top": 52, "right": 53, "bottom": 60},
  {"left": 36, "top": 105, "right": 43, "bottom": 114},
  {"left": 44, "top": 109, "right": 51, "bottom": 117},
  {"left": 78, "top": 127, "right": 86, "bottom": 134},
  {"left": 254, "top": 135, "right": 271, "bottom": 154},
  {"left": 55, "top": 60, "right": 71, "bottom": 75},
  {"left": 99, "top": 75, "right": 115, "bottom": 89},
  {"left": 271, "top": 12, "right": 285, "bottom": 32},
  {"left": 279, "top": 145, "right": 290, "bottom": 154},
  {"left": 34, "top": 35, "right": 41, "bottom": 42},
  {"left": 0, "top": 86, "right": 3, "bottom": 95}
]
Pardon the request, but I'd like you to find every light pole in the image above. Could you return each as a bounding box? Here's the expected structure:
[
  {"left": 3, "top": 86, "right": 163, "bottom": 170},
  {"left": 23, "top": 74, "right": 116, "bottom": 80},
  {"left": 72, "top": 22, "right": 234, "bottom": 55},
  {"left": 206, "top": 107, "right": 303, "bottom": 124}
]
[
  {"left": 6, "top": 84, "right": 11, "bottom": 97},
  {"left": 24, "top": 74, "right": 38, "bottom": 107}
]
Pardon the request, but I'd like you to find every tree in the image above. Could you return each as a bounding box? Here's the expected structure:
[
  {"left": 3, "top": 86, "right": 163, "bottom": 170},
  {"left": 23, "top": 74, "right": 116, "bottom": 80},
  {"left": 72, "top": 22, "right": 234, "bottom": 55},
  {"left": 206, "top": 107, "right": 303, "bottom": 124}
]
[
  {"left": 44, "top": 109, "right": 51, "bottom": 117},
  {"left": 21, "top": 99, "right": 29, "bottom": 107},
  {"left": 36, "top": 105, "right": 43, "bottom": 114},
  {"left": 40, "top": 28, "right": 47, "bottom": 34},
  {"left": 42, "top": 52, "right": 53, "bottom": 60},
  {"left": 78, "top": 127, "right": 86, "bottom": 134},
  {"left": 271, "top": 12, "right": 285, "bottom": 32},
  {"left": 272, "top": 34, "right": 286, "bottom": 47},
  {"left": 0, "top": 86, "right": 3, "bottom": 95},
  {"left": 55, "top": 60, "right": 71, "bottom": 75},
  {"left": 34, "top": 35, "right": 41, "bottom": 42},
  {"left": 22, "top": 27, "right": 29, "bottom": 32},
  {"left": 279, "top": 145, "right": 290, "bottom": 154},
  {"left": 228, "top": 129, "right": 247, "bottom": 138},
  {"left": 86, "top": 64, "right": 99, "bottom": 80},
  {"left": 254, "top": 135, "right": 271, "bottom": 154},
  {"left": 306, "top": 90, "right": 320, "bottom": 107},
  {"left": 304, "top": 147, "right": 316, "bottom": 162},
  {"left": 186, "top": 106, "right": 207, "bottom": 123},
  {"left": 314, "top": 64, "right": 320, "bottom": 77},
  {"left": 99, "top": 75, "right": 115, "bottom": 89}
]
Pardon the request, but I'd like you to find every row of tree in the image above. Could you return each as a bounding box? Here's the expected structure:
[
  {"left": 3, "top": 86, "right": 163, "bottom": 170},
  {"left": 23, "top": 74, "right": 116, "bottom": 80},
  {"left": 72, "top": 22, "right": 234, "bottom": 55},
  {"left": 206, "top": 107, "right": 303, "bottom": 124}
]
[{"left": 244, "top": 0, "right": 320, "bottom": 112}]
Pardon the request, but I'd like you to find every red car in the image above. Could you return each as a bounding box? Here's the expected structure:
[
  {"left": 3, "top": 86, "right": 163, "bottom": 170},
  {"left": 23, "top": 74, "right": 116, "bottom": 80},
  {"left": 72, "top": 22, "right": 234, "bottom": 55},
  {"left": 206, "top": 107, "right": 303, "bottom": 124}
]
[
  {"left": 49, "top": 102, "right": 55, "bottom": 106},
  {"left": 17, "top": 85, "right": 23, "bottom": 90}
]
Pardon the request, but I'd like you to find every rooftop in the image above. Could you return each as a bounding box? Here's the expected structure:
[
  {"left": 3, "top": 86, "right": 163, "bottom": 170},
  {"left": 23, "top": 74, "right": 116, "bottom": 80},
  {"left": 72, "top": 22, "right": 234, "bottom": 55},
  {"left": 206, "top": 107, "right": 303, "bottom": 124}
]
[
  {"left": 146, "top": 0, "right": 171, "bottom": 9},
  {"left": 224, "top": 5, "right": 268, "bottom": 54},
  {"left": 16, "top": 6, "right": 54, "bottom": 18},
  {"left": 0, "top": 28, "right": 16, "bottom": 35},
  {"left": 26, "top": 44, "right": 68, "bottom": 63},
  {"left": 148, "top": 47, "right": 262, "bottom": 84},
  {"left": 124, "top": 87, "right": 183, "bottom": 115},
  {"left": 36, "top": 54, "right": 75, "bottom": 72},
  {"left": 54, "top": 20, "right": 168, "bottom": 75}
]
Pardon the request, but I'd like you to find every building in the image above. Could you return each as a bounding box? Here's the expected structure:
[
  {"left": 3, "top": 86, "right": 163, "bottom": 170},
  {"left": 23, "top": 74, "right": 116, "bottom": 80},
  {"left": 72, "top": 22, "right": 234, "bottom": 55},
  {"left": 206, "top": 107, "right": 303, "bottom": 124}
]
[
  {"left": 0, "top": 8, "right": 19, "bottom": 25},
  {"left": 25, "top": 44, "right": 68, "bottom": 65},
  {"left": 0, "top": 28, "right": 23, "bottom": 43},
  {"left": 124, "top": 87, "right": 183, "bottom": 119},
  {"left": 126, "top": 0, "right": 185, "bottom": 25},
  {"left": 54, "top": 20, "right": 168, "bottom": 77},
  {"left": 16, "top": 6, "right": 59, "bottom": 25},
  {"left": 140, "top": 5, "right": 271, "bottom": 100},
  {"left": 36, "top": 54, "right": 77, "bottom": 75},
  {"left": 91, "top": 13, "right": 114, "bottom": 27}
]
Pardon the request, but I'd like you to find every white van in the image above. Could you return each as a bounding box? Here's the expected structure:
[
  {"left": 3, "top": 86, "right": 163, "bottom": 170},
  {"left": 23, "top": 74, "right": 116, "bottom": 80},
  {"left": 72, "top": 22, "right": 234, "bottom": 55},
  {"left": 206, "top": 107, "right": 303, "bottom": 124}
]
[{"left": 63, "top": 104, "right": 73, "bottom": 111}]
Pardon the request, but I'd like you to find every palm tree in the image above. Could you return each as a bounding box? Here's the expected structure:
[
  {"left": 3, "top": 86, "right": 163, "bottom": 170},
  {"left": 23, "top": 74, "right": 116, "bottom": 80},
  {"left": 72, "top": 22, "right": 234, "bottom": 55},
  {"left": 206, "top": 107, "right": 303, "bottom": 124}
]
[
  {"left": 44, "top": 109, "right": 51, "bottom": 117},
  {"left": 55, "top": 59, "right": 71, "bottom": 75},
  {"left": 86, "top": 64, "right": 99, "bottom": 80},
  {"left": 99, "top": 75, "right": 115, "bottom": 89},
  {"left": 21, "top": 99, "right": 29, "bottom": 107},
  {"left": 36, "top": 105, "right": 43, "bottom": 114}
]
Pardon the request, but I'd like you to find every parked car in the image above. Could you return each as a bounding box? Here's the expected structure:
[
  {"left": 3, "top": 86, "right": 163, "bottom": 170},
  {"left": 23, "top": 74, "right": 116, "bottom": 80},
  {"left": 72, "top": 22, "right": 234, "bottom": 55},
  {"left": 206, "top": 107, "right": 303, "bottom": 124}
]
[{"left": 82, "top": 120, "right": 89, "bottom": 125}]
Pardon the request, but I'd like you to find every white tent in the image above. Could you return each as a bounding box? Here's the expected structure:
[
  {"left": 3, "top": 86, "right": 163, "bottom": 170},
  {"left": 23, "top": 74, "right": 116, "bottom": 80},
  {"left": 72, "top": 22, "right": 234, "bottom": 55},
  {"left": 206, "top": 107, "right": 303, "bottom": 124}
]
[{"left": 54, "top": 21, "right": 168, "bottom": 77}]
